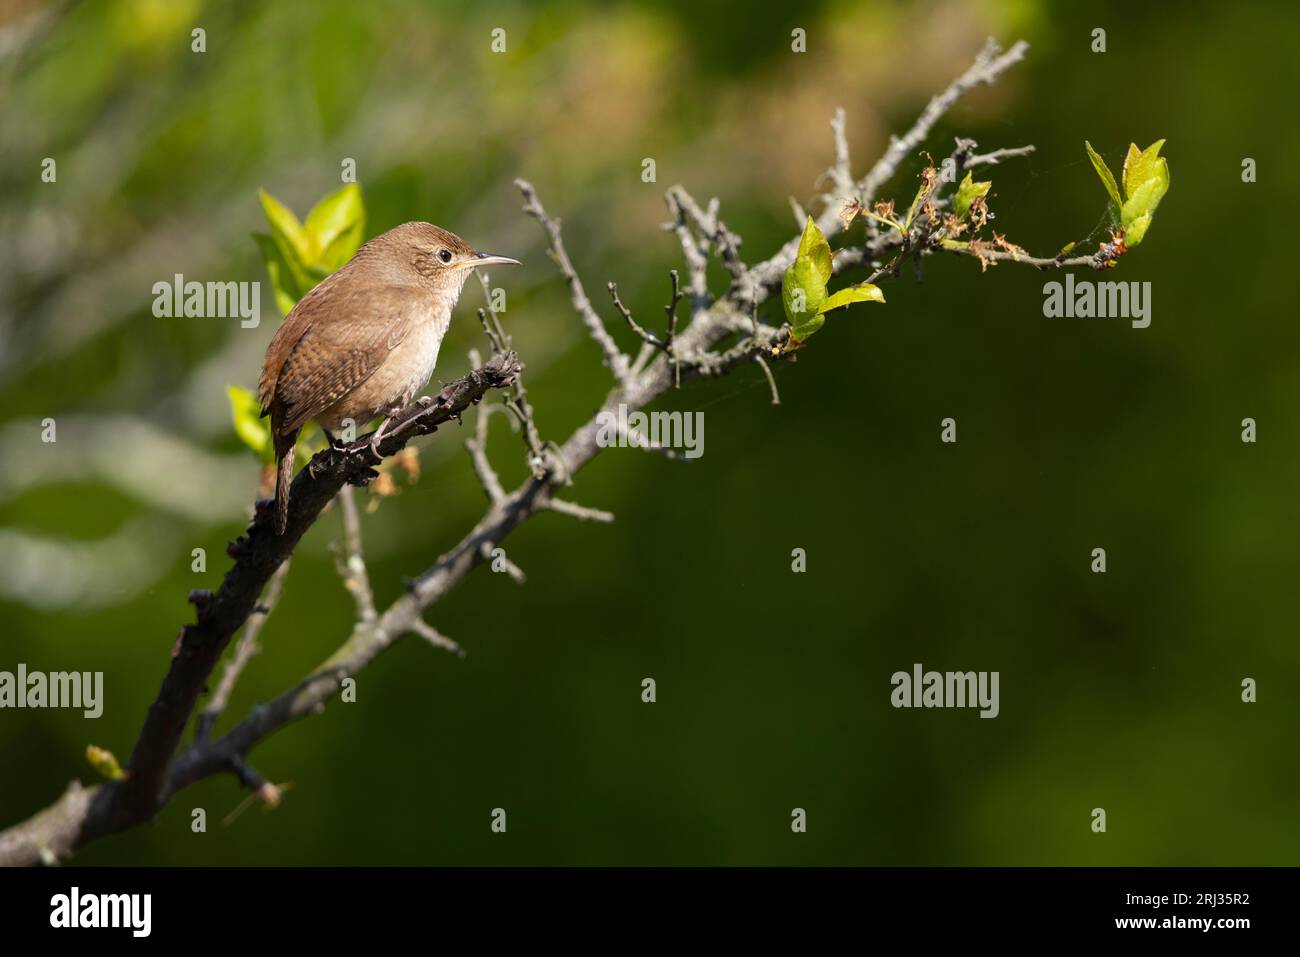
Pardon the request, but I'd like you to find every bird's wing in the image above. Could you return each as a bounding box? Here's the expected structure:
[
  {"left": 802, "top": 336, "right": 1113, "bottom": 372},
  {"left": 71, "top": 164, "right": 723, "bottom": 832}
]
[
  {"left": 264, "top": 282, "right": 419, "bottom": 434},
  {"left": 258, "top": 268, "right": 341, "bottom": 416}
]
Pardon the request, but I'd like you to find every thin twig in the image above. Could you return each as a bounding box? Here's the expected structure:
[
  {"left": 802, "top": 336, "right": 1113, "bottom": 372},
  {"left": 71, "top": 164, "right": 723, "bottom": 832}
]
[
  {"left": 409, "top": 618, "right": 464, "bottom": 657},
  {"left": 664, "top": 189, "right": 711, "bottom": 306},
  {"left": 748, "top": 38, "right": 1030, "bottom": 290},
  {"left": 609, "top": 282, "right": 667, "bottom": 350},
  {"left": 516, "top": 178, "right": 630, "bottom": 383},
  {"left": 944, "top": 245, "right": 1110, "bottom": 271},
  {"left": 753, "top": 354, "right": 780, "bottom": 406},
  {"left": 465, "top": 396, "right": 506, "bottom": 504},
  {"left": 194, "top": 560, "right": 291, "bottom": 743},
  {"left": 546, "top": 497, "right": 615, "bottom": 523},
  {"left": 333, "top": 485, "right": 376, "bottom": 622},
  {"left": 664, "top": 269, "right": 683, "bottom": 387},
  {"left": 857, "top": 39, "right": 1030, "bottom": 204},
  {"left": 968, "top": 144, "right": 1036, "bottom": 168},
  {"left": 479, "top": 539, "right": 526, "bottom": 584},
  {"left": 478, "top": 271, "right": 545, "bottom": 469},
  {"left": 789, "top": 195, "right": 809, "bottom": 228},
  {"left": 828, "top": 106, "right": 853, "bottom": 196}
]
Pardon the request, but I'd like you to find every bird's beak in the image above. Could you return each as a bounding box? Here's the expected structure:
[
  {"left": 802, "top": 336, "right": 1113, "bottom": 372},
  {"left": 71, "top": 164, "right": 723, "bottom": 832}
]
[{"left": 467, "top": 252, "right": 521, "bottom": 268}]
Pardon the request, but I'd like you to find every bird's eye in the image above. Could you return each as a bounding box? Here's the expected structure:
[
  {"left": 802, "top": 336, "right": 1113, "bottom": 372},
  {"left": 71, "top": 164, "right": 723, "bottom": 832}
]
[{"left": 437, "top": 249, "right": 453, "bottom": 264}]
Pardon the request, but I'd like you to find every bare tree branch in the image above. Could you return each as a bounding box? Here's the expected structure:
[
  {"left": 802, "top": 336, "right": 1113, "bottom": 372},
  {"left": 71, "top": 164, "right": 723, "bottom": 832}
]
[
  {"left": 748, "top": 37, "right": 1030, "bottom": 290},
  {"left": 0, "top": 355, "right": 519, "bottom": 865},
  {"left": 0, "top": 37, "right": 1077, "bottom": 867},
  {"left": 856, "top": 38, "right": 1030, "bottom": 206},
  {"left": 968, "top": 144, "right": 1036, "bottom": 168}
]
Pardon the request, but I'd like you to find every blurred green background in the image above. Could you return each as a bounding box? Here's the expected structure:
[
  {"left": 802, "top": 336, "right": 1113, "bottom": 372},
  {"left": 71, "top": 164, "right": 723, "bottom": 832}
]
[{"left": 1, "top": 0, "right": 1296, "bottom": 865}]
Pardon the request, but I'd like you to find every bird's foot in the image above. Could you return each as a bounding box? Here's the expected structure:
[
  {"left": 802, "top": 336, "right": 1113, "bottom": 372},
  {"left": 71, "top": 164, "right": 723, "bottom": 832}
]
[{"left": 368, "top": 415, "right": 394, "bottom": 459}]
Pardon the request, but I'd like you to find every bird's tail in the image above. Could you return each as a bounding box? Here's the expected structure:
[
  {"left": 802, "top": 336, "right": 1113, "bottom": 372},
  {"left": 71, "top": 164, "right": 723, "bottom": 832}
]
[{"left": 273, "top": 428, "right": 299, "bottom": 536}]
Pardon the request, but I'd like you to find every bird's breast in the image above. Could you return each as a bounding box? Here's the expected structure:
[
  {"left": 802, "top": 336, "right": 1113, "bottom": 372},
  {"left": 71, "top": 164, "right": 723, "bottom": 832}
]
[{"left": 318, "top": 310, "right": 450, "bottom": 430}]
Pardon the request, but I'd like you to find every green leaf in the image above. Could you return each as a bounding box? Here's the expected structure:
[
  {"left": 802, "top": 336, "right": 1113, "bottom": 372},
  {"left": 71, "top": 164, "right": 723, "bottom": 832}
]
[
  {"left": 253, "top": 232, "right": 302, "bottom": 315},
  {"left": 1119, "top": 155, "right": 1169, "bottom": 245},
  {"left": 952, "top": 171, "right": 991, "bottom": 220},
  {"left": 795, "top": 216, "right": 832, "bottom": 284},
  {"left": 305, "top": 183, "right": 366, "bottom": 271},
  {"left": 1121, "top": 143, "right": 1141, "bottom": 197},
  {"left": 1122, "top": 139, "right": 1166, "bottom": 202},
  {"left": 782, "top": 217, "right": 835, "bottom": 340},
  {"left": 782, "top": 254, "right": 828, "bottom": 336},
  {"left": 258, "top": 188, "right": 312, "bottom": 261},
  {"left": 227, "top": 384, "right": 274, "bottom": 463},
  {"left": 86, "top": 745, "right": 126, "bottom": 781},
  {"left": 1085, "top": 141, "right": 1123, "bottom": 214},
  {"left": 1120, "top": 171, "right": 1166, "bottom": 226},
  {"left": 818, "top": 283, "right": 885, "bottom": 314},
  {"left": 1124, "top": 211, "right": 1153, "bottom": 247},
  {"left": 318, "top": 229, "right": 364, "bottom": 274},
  {"left": 789, "top": 311, "right": 825, "bottom": 343},
  {"left": 258, "top": 188, "right": 315, "bottom": 296}
]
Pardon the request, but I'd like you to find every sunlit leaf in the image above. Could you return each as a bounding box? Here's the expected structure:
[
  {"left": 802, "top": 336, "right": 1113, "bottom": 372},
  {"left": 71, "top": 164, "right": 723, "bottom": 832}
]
[
  {"left": 1121, "top": 172, "right": 1166, "bottom": 227},
  {"left": 305, "top": 183, "right": 366, "bottom": 271},
  {"left": 1124, "top": 210, "right": 1153, "bottom": 246},
  {"left": 258, "top": 188, "right": 315, "bottom": 295},
  {"left": 227, "top": 384, "right": 274, "bottom": 463},
  {"left": 258, "top": 188, "right": 312, "bottom": 259},
  {"left": 953, "top": 171, "right": 992, "bottom": 221},
  {"left": 782, "top": 254, "right": 828, "bottom": 334},
  {"left": 818, "top": 283, "right": 885, "bottom": 314},
  {"left": 253, "top": 233, "right": 302, "bottom": 315},
  {"left": 1122, "top": 139, "right": 1166, "bottom": 202},
  {"left": 1120, "top": 154, "right": 1169, "bottom": 245},
  {"left": 795, "top": 216, "right": 832, "bottom": 284},
  {"left": 789, "top": 311, "right": 825, "bottom": 343},
  {"left": 1085, "top": 141, "right": 1123, "bottom": 214}
]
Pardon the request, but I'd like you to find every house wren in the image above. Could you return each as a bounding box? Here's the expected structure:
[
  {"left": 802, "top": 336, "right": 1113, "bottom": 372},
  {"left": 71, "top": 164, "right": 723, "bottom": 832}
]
[{"left": 258, "top": 222, "right": 519, "bottom": 534}]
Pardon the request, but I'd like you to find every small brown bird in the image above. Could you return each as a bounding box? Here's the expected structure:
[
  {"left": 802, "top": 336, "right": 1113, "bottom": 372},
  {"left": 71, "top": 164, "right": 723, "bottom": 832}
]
[{"left": 258, "top": 222, "right": 519, "bottom": 534}]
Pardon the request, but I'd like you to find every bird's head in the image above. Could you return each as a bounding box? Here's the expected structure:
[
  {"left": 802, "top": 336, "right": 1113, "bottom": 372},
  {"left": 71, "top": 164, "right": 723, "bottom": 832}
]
[{"left": 380, "top": 222, "right": 519, "bottom": 295}]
